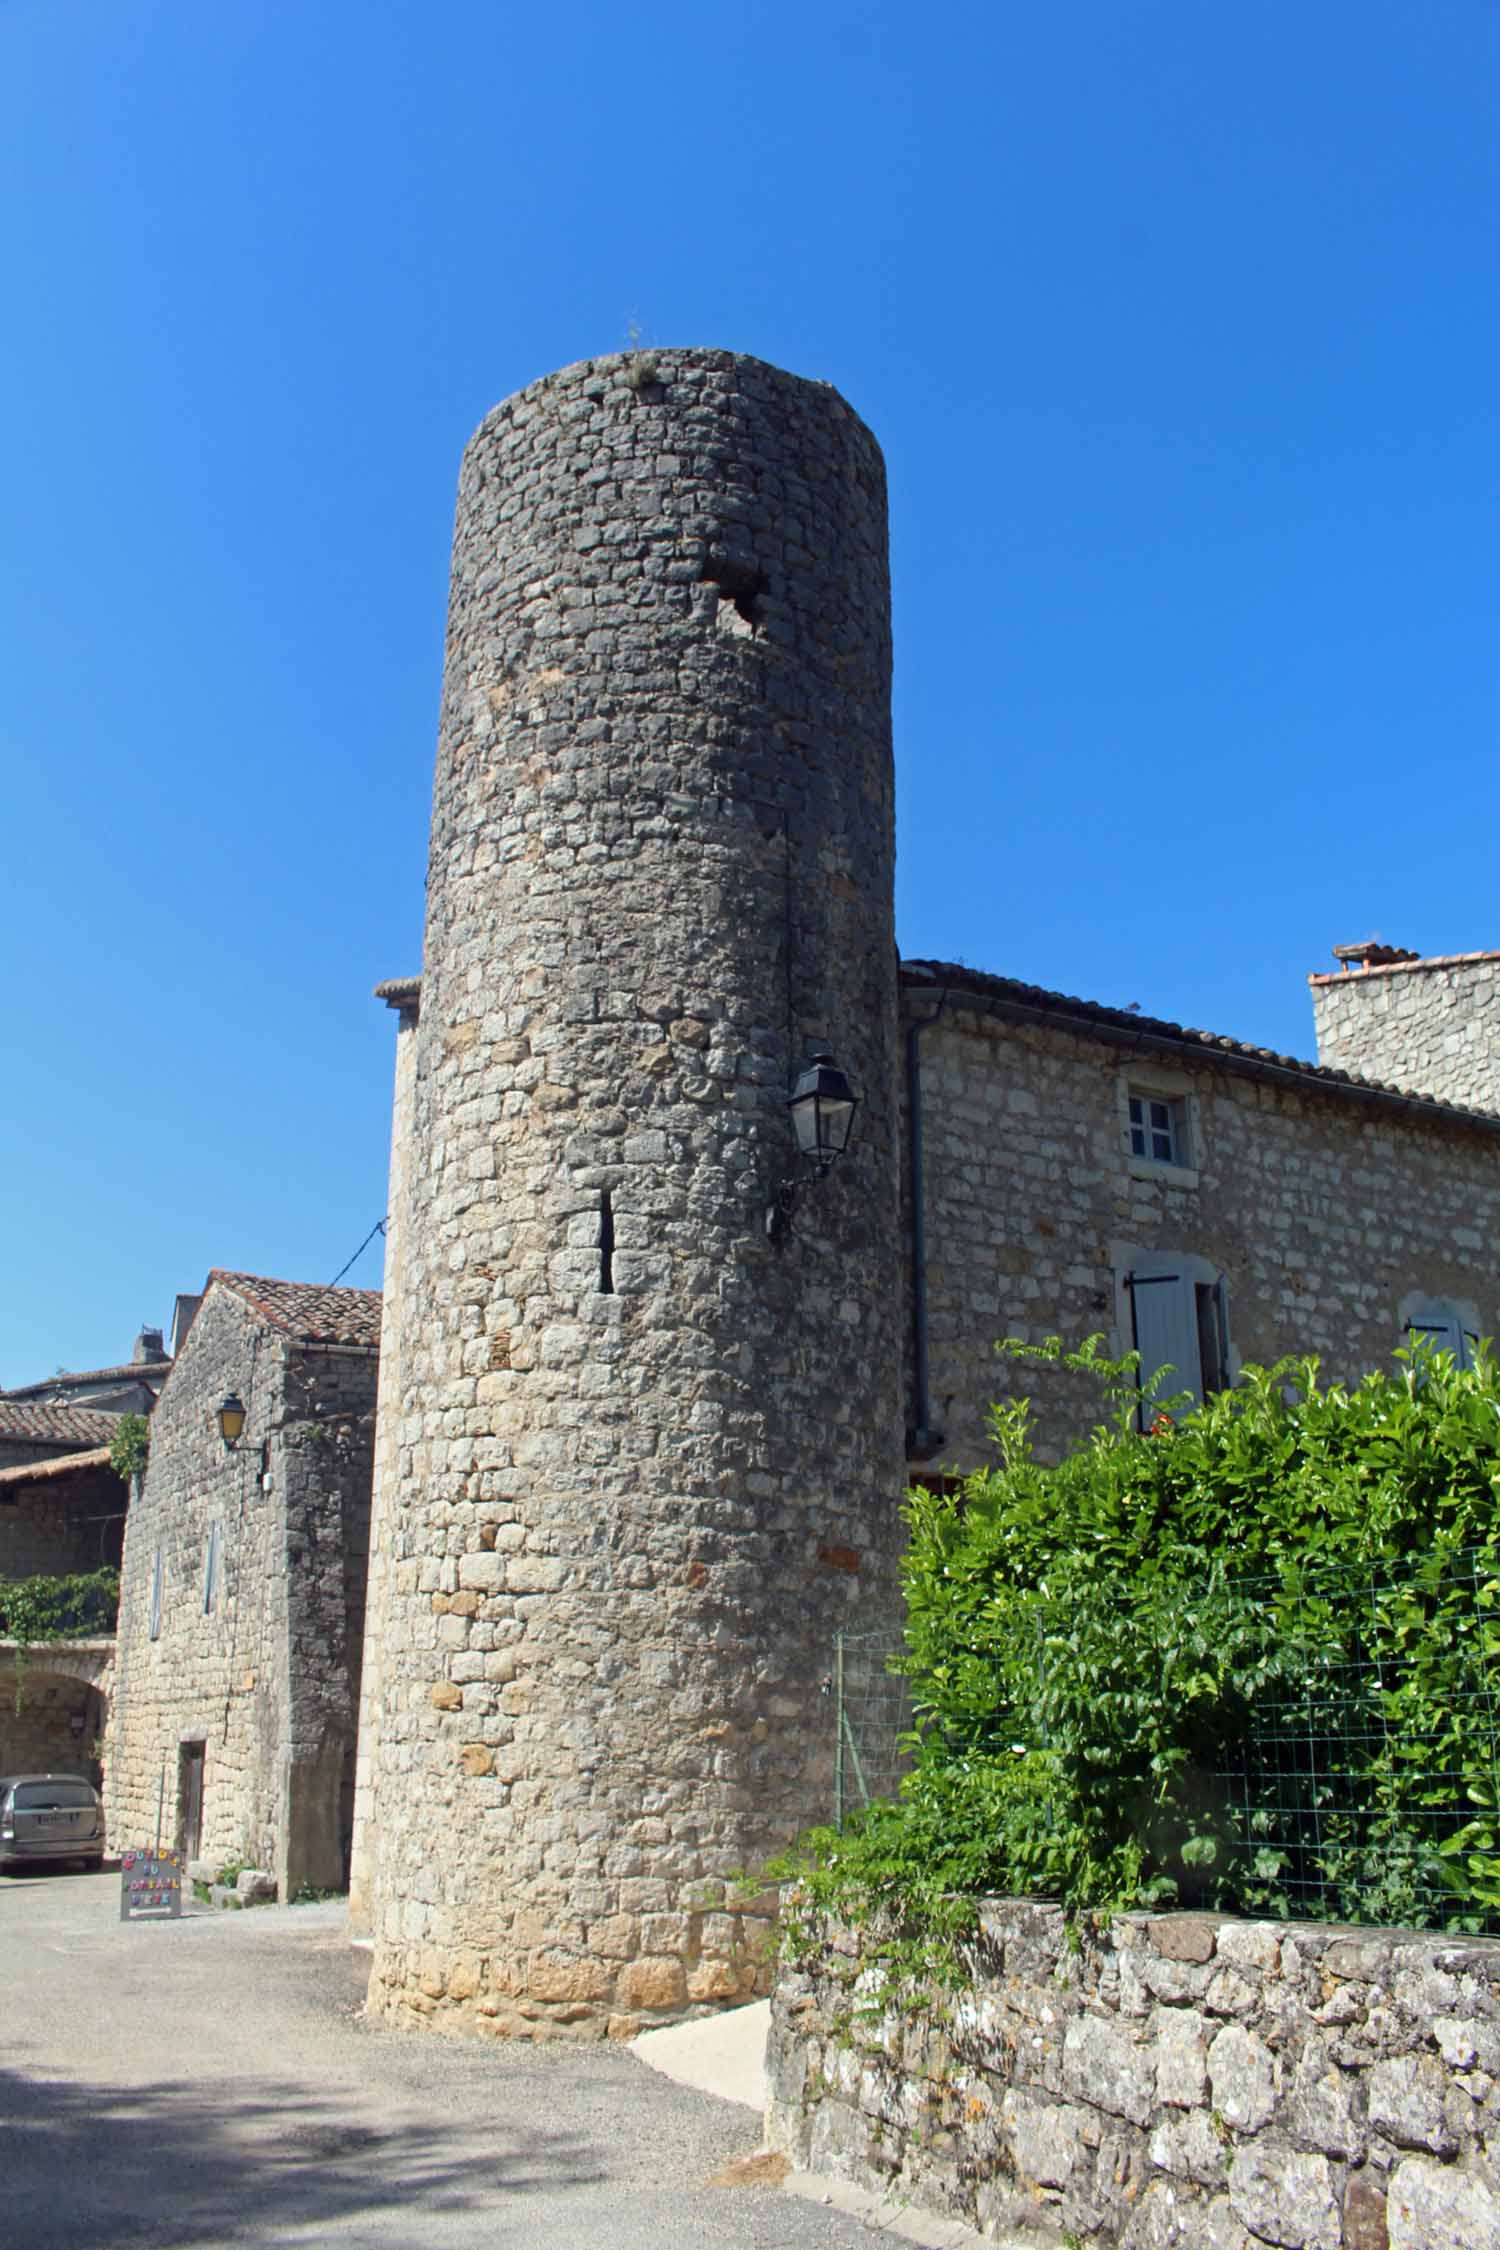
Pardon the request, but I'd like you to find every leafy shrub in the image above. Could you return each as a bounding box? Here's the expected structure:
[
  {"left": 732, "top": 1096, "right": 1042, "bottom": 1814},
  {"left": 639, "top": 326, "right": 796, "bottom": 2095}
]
[
  {"left": 788, "top": 1339, "right": 1500, "bottom": 1964},
  {"left": 0, "top": 1567, "right": 121, "bottom": 1644},
  {"left": 0, "top": 1567, "right": 122, "bottom": 1711},
  {"left": 108, "top": 1413, "right": 150, "bottom": 1484}
]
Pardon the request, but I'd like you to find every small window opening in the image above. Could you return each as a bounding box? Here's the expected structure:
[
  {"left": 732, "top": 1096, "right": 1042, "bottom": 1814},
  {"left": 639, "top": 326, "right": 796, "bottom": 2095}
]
[
  {"left": 701, "top": 555, "right": 765, "bottom": 635},
  {"left": 202, "top": 1521, "right": 222, "bottom": 1616},
  {"left": 1129, "top": 1089, "right": 1187, "bottom": 1167},
  {"left": 599, "top": 1189, "right": 615, "bottom": 1295}
]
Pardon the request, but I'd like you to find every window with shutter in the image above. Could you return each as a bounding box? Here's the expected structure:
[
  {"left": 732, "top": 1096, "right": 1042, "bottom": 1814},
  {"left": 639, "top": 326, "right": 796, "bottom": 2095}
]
[
  {"left": 1122, "top": 1250, "right": 1233, "bottom": 1426},
  {"left": 1402, "top": 1300, "right": 1480, "bottom": 1370}
]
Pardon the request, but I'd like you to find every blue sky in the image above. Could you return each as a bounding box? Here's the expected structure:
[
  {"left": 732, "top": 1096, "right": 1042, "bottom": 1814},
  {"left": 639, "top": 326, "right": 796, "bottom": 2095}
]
[{"left": 3, "top": 2, "right": 1497, "bottom": 1384}]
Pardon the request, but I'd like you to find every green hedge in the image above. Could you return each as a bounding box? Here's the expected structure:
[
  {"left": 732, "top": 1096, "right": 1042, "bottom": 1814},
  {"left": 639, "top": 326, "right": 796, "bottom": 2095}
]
[{"left": 786, "top": 1342, "right": 1500, "bottom": 1961}]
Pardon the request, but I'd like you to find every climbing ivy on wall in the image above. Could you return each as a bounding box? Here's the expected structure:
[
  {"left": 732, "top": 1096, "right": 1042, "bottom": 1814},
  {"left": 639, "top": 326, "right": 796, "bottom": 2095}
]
[{"left": 0, "top": 1568, "right": 120, "bottom": 1709}]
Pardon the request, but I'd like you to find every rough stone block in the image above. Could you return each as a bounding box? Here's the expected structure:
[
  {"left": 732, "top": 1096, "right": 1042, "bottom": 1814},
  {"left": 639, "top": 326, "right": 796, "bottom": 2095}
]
[
  {"left": 1153, "top": 2008, "right": 1209, "bottom": 2108},
  {"left": 1063, "top": 2014, "right": 1154, "bottom": 2126},
  {"left": 616, "top": 1957, "right": 687, "bottom": 2012},
  {"left": 1387, "top": 2155, "right": 1500, "bottom": 2249},
  {"left": 1368, "top": 2055, "right": 1458, "bottom": 2156},
  {"left": 1209, "top": 2024, "right": 1278, "bottom": 2133},
  {"left": 1228, "top": 2146, "right": 1340, "bottom": 2250}
]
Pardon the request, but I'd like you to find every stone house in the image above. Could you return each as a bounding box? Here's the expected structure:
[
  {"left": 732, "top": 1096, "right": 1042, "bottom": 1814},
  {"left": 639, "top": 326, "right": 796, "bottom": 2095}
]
[
  {"left": 0, "top": 1400, "right": 122, "bottom": 1475},
  {"left": 0, "top": 1405, "right": 128, "bottom": 1787},
  {"left": 346, "top": 349, "right": 1500, "bottom": 2041},
  {"left": 903, "top": 949, "right": 1500, "bottom": 1471},
  {"left": 107, "top": 1270, "right": 379, "bottom": 1892},
  {"left": 1, "top": 1324, "right": 175, "bottom": 1416}
]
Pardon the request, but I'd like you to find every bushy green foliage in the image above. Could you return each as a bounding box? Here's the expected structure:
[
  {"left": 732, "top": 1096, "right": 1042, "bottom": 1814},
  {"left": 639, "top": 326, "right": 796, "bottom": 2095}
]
[
  {"left": 0, "top": 1567, "right": 121, "bottom": 1711},
  {"left": 108, "top": 1413, "right": 150, "bottom": 1484},
  {"left": 793, "top": 1340, "right": 1500, "bottom": 1966},
  {"left": 0, "top": 1567, "right": 121, "bottom": 1645}
]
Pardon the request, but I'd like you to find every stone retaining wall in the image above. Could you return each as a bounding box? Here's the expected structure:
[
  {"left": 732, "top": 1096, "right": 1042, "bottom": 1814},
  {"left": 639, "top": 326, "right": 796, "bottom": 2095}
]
[{"left": 767, "top": 1899, "right": 1500, "bottom": 2247}]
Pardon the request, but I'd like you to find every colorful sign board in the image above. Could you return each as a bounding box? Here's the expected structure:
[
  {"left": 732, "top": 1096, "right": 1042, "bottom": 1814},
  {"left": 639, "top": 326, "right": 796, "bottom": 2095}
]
[{"left": 120, "top": 1846, "right": 184, "bottom": 1921}]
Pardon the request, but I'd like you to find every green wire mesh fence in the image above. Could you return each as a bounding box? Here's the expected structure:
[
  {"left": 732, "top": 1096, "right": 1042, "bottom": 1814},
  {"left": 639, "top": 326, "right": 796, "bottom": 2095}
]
[
  {"left": 1214, "top": 1547, "right": 1500, "bottom": 1931},
  {"left": 830, "top": 1547, "right": 1500, "bottom": 1934},
  {"left": 832, "top": 1630, "right": 912, "bottom": 1826}
]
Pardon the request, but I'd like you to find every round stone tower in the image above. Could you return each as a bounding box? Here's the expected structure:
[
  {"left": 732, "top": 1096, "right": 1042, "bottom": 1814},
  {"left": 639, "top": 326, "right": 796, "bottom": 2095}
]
[{"left": 361, "top": 348, "right": 905, "bottom": 2036}]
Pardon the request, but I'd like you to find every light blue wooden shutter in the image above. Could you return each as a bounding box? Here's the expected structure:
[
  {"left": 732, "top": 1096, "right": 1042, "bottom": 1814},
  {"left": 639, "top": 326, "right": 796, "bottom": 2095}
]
[
  {"left": 1404, "top": 1307, "right": 1472, "bottom": 1366},
  {"left": 1130, "top": 1265, "right": 1201, "bottom": 1419}
]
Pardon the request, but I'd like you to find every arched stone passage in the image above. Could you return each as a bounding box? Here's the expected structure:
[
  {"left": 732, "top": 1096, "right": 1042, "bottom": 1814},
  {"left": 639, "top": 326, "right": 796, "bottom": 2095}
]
[{"left": 0, "top": 1639, "right": 113, "bottom": 1808}]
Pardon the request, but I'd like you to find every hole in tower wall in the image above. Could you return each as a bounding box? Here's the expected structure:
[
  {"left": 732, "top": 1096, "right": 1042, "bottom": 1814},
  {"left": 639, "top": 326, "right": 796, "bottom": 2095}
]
[
  {"left": 700, "top": 555, "right": 766, "bottom": 636},
  {"left": 599, "top": 1189, "right": 615, "bottom": 1295}
]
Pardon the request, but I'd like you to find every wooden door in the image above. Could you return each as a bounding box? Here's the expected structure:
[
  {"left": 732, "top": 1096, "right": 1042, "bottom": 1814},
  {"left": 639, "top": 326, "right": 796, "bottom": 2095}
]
[{"left": 178, "top": 1742, "right": 204, "bottom": 1861}]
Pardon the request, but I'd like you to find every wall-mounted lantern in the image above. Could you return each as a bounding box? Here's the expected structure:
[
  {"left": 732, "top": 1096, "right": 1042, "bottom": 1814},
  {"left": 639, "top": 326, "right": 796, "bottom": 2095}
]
[
  {"left": 216, "top": 1393, "right": 247, "bottom": 1450},
  {"left": 69, "top": 1710, "right": 87, "bottom": 1738},
  {"left": 767, "top": 1049, "right": 860, "bottom": 1241}
]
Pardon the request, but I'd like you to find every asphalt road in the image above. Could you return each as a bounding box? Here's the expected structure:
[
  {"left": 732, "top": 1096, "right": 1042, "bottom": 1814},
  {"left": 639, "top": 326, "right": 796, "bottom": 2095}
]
[{"left": 1, "top": 1867, "right": 880, "bottom": 2249}]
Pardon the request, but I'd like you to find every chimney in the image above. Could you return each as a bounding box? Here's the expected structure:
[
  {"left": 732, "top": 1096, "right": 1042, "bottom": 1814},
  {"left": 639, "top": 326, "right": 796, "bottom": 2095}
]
[
  {"left": 133, "top": 1326, "right": 168, "bottom": 1364},
  {"left": 1330, "top": 941, "right": 1421, "bottom": 974}
]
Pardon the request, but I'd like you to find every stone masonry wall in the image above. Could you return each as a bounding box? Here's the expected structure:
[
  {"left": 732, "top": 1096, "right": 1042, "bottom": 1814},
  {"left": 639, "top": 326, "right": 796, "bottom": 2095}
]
[
  {"left": 1311, "top": 954, "right": 1500, "bottom": 1116},
  {"left": 0, "top": 1466, "right": 127, "bottom": 1579},
  {"left": 0, "top": 1644, "right": 111, "bottom": 1787},
  {"left": 363, "top": 348, "right": 906, "bottom": 2036},
  {"left": 349, "top": 998, "right": 417, "bottom": 1934},
  {"left": 109, "top": 1287, "right": 377, "bottom": 1891},
  {"left": 769, "top": 1899, "right": 1500, "bottom": 2248},
  {"left": 275, "top": 1340, "right": 376, "bottom": 1896},
  {"left": 108, "top": 1287, "right": 291, "bottom": 1869},
  {"left": 909, "top": 998, "right": 1500, "bottom": 1471}
]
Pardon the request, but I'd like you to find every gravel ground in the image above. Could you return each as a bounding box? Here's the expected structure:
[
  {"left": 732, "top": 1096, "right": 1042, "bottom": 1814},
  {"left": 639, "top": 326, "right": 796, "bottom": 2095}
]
[{"left": 1, "top": 1868, "right": 879, "bottom": 2249}]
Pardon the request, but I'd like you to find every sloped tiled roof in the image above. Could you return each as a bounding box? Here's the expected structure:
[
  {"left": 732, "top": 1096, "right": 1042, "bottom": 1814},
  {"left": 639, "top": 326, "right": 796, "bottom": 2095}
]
[
  {"left": 901, "top": 959, "right": 1500, "bottom": 1135},
  {"left": 211, "top": 1272, "right": 383, "bottom": 1350},
  {"left": 0, "top": 1445, "right": 116, "bottom": 1489},
  {"left": 0, "top": 1403, "right": 122, "bottom": 1449},
  {"left": 1, "top": 1360, "right": 171, "bottom": 1402}
]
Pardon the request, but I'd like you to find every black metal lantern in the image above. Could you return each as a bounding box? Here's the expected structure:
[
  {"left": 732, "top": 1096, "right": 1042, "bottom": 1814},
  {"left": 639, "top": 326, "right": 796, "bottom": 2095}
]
[
  {"left": 787, "top": 1051, "right": 860, "bottom": 1170},
  {"left": 767, "top": 1048, "right": 860, "bottom": 1240},
  {"left": 216, "top": 1392, "right": 247, "bottom": 1450}
]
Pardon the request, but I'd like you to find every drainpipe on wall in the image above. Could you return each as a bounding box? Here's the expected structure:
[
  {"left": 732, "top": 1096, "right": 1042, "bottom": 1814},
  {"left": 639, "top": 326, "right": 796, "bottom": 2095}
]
[{"left": 905, "top": 986, "right": 949, "bottom": 1461}]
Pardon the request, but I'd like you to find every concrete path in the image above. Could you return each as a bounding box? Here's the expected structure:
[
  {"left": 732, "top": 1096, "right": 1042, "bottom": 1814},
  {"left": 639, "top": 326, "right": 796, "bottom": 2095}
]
[
  {"left": 632, "top": 1998, "right": 773, "bottom": 2111},
  {"left": 1, "top": 1866, "right": 886, "bottom": 2248}
]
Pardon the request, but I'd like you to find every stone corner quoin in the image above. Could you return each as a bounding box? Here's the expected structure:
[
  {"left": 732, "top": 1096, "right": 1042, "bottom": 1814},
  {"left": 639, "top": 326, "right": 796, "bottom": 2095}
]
[{"left": 353, "top": 346, "right": 908, "bottom": 2039}]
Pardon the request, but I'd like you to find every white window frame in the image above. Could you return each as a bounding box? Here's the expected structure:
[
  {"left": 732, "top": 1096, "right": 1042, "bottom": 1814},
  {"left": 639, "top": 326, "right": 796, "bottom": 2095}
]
[
  {"left": 1117, "top": 1067, "right": 1200, "bottom": 1188},
  {"left": 1113, "top": 1244, "right": 1234, "bottom": 1426}
]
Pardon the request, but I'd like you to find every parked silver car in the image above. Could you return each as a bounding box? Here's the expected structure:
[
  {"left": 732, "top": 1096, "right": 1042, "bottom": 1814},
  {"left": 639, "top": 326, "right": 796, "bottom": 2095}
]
[{"left": 0, "top": 1774, "right": 105, "bottom": 1872}]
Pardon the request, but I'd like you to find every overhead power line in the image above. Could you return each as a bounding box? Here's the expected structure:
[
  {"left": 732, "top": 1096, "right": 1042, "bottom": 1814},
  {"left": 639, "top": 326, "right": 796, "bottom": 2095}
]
[{"left": 330, "top": 1217, "right": 387, "bottom": 1288}]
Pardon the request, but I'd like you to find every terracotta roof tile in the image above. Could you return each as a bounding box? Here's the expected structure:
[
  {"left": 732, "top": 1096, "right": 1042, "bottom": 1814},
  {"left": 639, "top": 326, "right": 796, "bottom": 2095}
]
[
  {"left": 0, "top": 1403, "right": 122, "bottom": 1448},
  {"left": 0, "top": 1445, "right": 116, "bottom": 1489},
  {"left": 210, "top": 1272, "right": 383, "bottom": 1350},
  {"left": 375, "top": 975, "right": 422, "bottom": 1009},
  {"left": 1, "top": 1360, "right": 172, "bottom": 1401},
  {"left": 1309, "top": 947, "right": 1500, "bottom": 986}
]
